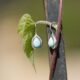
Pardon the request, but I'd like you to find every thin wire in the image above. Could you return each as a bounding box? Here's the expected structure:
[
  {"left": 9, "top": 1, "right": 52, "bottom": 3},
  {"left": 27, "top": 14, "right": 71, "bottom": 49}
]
[
  {"left": 50, "top": 23, "right": 53, "bottom": 34},
  {"left": 35, "top": 23, "right": 37, "bottom": 35}
]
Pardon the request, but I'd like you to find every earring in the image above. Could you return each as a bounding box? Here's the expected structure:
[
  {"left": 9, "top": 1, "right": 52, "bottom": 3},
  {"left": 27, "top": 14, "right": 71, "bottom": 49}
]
[
  {"left": 48, "top": 24, "right": 57, "bottom": 49},
  {"left": 32, "top": 24, "right": 42, "bottom": 49}
]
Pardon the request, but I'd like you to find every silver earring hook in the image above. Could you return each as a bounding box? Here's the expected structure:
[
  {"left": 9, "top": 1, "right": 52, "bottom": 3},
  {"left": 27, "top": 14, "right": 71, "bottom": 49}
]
[
  {"left": 32, "top": 23, "right": 42, "bottom": 49},
  {"left": 35, "top": 23, "right": 37, "bottom": 35},
  {"left": 49, "top": 23, "right": 53, "bottom": 34}
]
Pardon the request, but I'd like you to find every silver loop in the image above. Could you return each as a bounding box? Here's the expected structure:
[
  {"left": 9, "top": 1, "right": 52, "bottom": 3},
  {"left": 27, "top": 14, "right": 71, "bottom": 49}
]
[
  {"left": 50, "top": 23, "right": 53, "bottom": 34},
  {"left": 51, "top": 22, "right": 58, "bottom": 30}
]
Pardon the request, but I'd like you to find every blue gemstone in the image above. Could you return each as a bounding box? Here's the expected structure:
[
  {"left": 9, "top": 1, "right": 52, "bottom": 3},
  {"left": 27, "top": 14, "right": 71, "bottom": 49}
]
[
  {"left": 32, "top": 34, "right": 42, "bottom": 48},
  {"left": 32, "top": 37, "right": 41, "bottom": 48}
]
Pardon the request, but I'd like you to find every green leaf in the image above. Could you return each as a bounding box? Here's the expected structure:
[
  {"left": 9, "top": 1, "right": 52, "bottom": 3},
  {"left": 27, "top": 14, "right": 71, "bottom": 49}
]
[{"left": 18, "top": 14, "right": 35, "bottom": 58}]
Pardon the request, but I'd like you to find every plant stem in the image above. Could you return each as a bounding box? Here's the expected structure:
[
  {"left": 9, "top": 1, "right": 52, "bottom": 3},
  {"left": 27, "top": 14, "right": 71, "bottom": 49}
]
[
  {"left": 36, "top": 21, "right": 58, "bottom": 30},
  {"left": 36, "top": 20, "right": 51, "bottom": 26}
]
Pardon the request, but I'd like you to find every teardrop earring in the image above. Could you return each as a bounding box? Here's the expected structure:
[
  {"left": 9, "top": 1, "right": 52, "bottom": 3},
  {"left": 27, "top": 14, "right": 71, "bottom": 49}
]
[
  {"left": 32, "top": 24, "right": 42, "bottom": 49},
  {"left": 48, "top": 24, "right": 57, "bottom": 49}
]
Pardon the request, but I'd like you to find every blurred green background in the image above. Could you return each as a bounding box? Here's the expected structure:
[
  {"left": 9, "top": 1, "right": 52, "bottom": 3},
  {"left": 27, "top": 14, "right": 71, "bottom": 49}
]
[
  {"left": 0, "top": 0, "right": 80, "bottom": 80},
  {"left": 63, "top": 0, "right": 80, "bottom": 49}
]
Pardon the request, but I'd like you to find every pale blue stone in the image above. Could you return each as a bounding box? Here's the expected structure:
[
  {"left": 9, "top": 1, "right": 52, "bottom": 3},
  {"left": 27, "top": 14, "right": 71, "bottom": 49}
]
[
  {"left": 48, "top": 37, "right": 54, "bottom": 47},
  {"left": 32, "top": 37, "right": 41, "bottom": 48}
]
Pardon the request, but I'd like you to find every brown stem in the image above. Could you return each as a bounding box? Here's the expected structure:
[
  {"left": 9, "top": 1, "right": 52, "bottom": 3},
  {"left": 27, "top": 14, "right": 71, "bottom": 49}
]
[
  {"left": 55, "top": 0, "right": 62, "bottom": 42},
  {"left": 49, "top": 50, "right": 57, "bottom": 80},
  {"left": 43, "top": 0, "right": 62, "bottom": 80},
  {"left": 49, "top": 0, "right": 62, "bottom": 80}
]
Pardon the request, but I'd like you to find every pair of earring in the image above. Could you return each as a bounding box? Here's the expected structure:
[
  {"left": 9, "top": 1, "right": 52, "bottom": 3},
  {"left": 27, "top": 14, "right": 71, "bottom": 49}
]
[{"left": 32, "top": 23, "right": 57, "bottom": 49}]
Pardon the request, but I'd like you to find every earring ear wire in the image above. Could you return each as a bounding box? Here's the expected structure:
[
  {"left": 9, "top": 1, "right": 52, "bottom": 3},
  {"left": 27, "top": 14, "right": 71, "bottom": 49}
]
[
  {"left": 31, "top": 23, "right": 42, "bottom": 49},
  {"left": 32, "top": 21, "right": 57, "bottom": 49}
]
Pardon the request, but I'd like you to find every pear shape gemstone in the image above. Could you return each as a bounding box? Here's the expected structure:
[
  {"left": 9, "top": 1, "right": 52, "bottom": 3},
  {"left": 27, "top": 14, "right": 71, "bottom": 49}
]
[
  {"left": 48, "top": 37, "right": 54, "bottom": 47},
  {"left": 32, "top": 34, "right": 42, "bottom": 48},
  {"left": 48, "top": 33, "right": 57, "bottom": 49}
]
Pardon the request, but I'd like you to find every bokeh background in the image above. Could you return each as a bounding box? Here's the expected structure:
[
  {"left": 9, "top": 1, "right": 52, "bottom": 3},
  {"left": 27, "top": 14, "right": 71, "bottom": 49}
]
[{"left": 0, "top": 0, "right": 80, "bottom": 80}]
